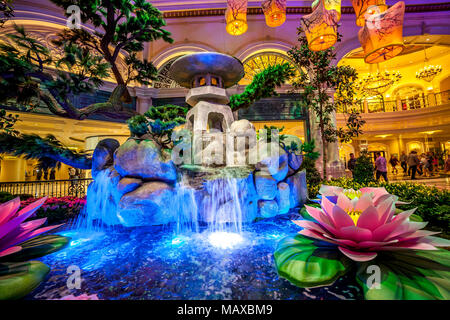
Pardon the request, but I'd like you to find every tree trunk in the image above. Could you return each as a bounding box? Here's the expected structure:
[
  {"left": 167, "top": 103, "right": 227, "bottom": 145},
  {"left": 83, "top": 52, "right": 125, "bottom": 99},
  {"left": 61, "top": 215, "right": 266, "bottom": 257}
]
[{"left": 322, "top": 135, "right": 327, "bottom": 180}]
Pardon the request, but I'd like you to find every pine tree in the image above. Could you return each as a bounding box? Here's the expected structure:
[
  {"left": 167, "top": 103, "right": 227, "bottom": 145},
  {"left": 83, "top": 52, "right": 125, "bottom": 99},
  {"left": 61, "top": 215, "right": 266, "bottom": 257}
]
[{"left": 353, "top": 149, "right": 375, "bottom": 184}]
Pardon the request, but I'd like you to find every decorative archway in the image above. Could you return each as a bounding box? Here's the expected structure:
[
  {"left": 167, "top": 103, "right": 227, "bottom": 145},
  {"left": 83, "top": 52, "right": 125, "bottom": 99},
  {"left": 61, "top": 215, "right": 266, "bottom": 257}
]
[{"left": 406, "top": 141, "right": 424, "bottom": 154}]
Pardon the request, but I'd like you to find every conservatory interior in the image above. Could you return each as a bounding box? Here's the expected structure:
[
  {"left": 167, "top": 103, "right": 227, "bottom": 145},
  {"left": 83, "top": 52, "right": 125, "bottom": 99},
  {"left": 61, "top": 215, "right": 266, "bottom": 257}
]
[{"left": 0, "top": 0, "right": 449, "bottom": 302}]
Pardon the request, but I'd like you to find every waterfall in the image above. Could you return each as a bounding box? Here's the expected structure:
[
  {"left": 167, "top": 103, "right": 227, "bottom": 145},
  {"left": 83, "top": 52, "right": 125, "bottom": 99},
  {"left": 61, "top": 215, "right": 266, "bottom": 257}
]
[{"left": 73, "top": 168, "right": 120, "bottom": 232}]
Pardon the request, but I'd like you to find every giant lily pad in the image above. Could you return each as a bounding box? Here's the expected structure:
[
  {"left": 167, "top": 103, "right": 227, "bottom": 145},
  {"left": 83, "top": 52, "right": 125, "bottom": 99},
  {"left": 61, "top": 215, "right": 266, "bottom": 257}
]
[
  {"left": 0, "top": 261, "right": 49, "bottom": 300},
  {"left": 356, "top": 249, "right": 450, "bottom": 300},
  {"left": 0, "top": 235, "right": 70, "bottom": 262},
  {"left": 274, "top": 234, "right": 352, "bottom": 288}
]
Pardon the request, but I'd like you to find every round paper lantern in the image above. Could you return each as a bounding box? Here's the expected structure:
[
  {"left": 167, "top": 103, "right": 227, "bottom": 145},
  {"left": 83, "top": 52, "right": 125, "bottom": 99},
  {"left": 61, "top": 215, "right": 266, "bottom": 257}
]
[
  {"left": 225, "top": 0, "right": 248, "bottom": 36},
  {"left": 261, "top": 0, "right": 287, "bottom": 28},
  {"left": 358, "top": 1, "right": 405, "bottom": 64},
  {"left": 351, "top": 0, "right": 387, "bottom": 27},
  {"left": 313, "top": 0, "right": 342, "bottom": 21},
  {"left": 301, "top": 0, "right": 339, "bottom": 51}
]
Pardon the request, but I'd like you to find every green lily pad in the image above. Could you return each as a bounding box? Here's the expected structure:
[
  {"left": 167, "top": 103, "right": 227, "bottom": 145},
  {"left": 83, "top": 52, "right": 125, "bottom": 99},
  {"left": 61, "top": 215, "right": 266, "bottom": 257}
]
[
  {"left": 0, "top": 235, "right": 70, "bottom": 262},
  {"left": 0, "top": 261, "right": 49, "bottom": 300},
  {"left": 299, "top": 207, "right": 314, "bottom": 221},
  {"left": 356, "top": 249, "right": 450, "bottom": 300},
  {"left": 274, "top": 234, "right": 353, "bottom": 288}
]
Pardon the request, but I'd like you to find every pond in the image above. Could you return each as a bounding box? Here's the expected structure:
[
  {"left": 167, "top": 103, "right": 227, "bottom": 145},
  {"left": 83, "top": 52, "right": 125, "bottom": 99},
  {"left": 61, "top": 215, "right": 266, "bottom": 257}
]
[{"left": 27, "top": 213, "right": 363, "bottom": 300}]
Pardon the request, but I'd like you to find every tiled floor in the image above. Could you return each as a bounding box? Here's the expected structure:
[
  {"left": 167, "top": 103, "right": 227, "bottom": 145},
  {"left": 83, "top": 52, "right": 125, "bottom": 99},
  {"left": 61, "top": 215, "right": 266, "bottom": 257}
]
[{"left": 380, "top": 171, "right": 450, "bottom": 190}]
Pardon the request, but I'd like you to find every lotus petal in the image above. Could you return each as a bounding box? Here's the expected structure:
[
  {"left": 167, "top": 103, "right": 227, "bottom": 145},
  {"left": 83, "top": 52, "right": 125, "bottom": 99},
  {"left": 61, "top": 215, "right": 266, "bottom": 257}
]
[
  {"left": 340, "top": 225, "right": 373, "bottom": 243},
  {"left": 0, "top": 198, "right": 20, "bottom": 225},
  {"left": 338, "top": 246, "right": 377, "bottom": 262}
]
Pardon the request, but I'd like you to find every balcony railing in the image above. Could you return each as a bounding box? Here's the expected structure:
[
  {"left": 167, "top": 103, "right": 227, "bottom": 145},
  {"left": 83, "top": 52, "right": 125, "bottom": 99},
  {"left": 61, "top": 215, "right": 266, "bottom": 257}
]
[
  {"left": 339, "top": 90, "right": 450, "bottom": 114},
  {"left": 0, "top": 179, "right": 93, "bottom": 198}
]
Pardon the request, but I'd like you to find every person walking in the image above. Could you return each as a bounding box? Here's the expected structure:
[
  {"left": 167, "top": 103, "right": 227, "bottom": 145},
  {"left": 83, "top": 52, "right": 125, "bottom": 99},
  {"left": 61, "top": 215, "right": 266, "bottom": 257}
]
[
  {"left": 407, "top": 151, "right": 420, "bottom": 180},
  {"left": 347, "top": 153, "right": 357, "bottom": 178},
  {"left": 445, "top": 154, "right": 450, "bottom": 173},
  {"left": 389, "top": 155, "right": 399, "bottom": 175},
  {"left": 400, "top": 151, "right": 407, "bottom": 174},
  {"left": 375, "top": 152, "right": 388, "bottom": 182}
]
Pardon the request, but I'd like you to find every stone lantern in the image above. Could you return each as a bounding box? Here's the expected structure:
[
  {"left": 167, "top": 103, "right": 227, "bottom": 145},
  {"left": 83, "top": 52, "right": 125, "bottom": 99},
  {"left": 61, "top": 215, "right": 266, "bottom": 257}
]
[{"left": 169, "top": 52, "right": 245, "bottom": 166}]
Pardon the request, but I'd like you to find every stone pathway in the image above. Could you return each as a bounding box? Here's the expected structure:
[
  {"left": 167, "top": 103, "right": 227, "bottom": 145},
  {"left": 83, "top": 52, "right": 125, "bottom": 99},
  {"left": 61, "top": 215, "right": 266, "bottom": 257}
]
[{"left": 384, "top": 172, "right": 450, "bottom": 190}]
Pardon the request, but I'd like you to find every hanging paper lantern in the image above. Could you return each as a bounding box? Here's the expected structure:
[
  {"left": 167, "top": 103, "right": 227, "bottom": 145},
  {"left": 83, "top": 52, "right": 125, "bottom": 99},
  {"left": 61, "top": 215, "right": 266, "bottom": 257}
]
[
  {"left": 261, "top": 0, "right": 287, "bottom": 28},
  {"left": 225, "top": 0, "right": 248, "bottom": 36},
  {"left": 358, "top": 1, "right": 405, "bottom": 64},
  {"left": 351, "top": 0, "right": 387, "bottom": 27},
  {"left": 301, "top": 0, "right": 339, "bottom": 52},
  {"left": 312, "top": 0, "right": 342, "bottom": 21}
]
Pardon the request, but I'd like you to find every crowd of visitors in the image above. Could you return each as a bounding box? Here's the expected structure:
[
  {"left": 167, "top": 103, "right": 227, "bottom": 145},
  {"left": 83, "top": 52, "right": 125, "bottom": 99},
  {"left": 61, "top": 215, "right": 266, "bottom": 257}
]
[{"left": 347, "top": 150, "right": 448, "bottom": 182}]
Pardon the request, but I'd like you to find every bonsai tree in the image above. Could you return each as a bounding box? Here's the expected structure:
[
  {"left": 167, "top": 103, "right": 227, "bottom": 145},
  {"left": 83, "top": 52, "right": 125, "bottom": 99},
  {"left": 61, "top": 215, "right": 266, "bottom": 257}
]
[
  {"left": 0, "top": 0, "right": 173, "bottom": 120},
  {"left": 288, "top": 27, "right": 365, "bottom": 178}
]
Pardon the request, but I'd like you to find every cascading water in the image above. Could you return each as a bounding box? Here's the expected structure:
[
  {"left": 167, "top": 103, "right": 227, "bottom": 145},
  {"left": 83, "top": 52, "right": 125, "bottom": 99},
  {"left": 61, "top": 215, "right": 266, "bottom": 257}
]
[{"left": 73, "top": 168, "right": 121, "bottom": 232}]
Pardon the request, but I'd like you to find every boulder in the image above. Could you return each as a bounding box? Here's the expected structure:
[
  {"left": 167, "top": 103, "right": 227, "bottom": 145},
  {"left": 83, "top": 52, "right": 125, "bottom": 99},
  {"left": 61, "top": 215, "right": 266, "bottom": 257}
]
[
  {"left": 255, "top": 141, "right": 289, "bottom": 182},
  {"left": 286, "top": 170, "right": 308, "bottom": 209},
  {"left": 276, "top": 182, "right": 290, "bottom": 215},
  {"left": 117, "top": 181, "right": 176, "bottom": 226},
  {"left": 114, "top": 139, "right": 177, "bottom": 183},
  {"left": 91, "top": 139, "right": 120, "bottom": 178},
  {"left": 230, "top": 119, "right": 255, "bottom": 134},
  {"left": 288, "top": 153, "right": 303, "bottom": 171},
  {"left": 254, "top": 171, "right": 277, "bottom": 200},
  {"left": 116, "top": 177, "right": 142, "bottom": 196},
  {"left": 258, "top": 200, "right": 279, "bottom": 219}
]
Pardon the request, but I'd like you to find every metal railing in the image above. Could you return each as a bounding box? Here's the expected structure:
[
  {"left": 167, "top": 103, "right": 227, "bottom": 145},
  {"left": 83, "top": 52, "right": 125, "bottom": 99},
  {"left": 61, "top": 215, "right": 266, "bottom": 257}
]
[
  {"left": 0, "top": 178, "right": 93, "bottom": 198},
  {"left": 339, "top": 90, "right": 450, "bottom": 114}
]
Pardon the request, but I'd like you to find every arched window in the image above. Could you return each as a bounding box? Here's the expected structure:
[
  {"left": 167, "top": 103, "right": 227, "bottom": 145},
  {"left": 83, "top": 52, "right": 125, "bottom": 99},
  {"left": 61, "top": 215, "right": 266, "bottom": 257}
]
[
  {"left": 239, "top": 52, "right": 301, "bottom": 85},
  {"left": 152, "top": 56, "right": 185, "bottom": 89},
  {"left": 392, "top": 85, "right": 425, "bottom": 110}
]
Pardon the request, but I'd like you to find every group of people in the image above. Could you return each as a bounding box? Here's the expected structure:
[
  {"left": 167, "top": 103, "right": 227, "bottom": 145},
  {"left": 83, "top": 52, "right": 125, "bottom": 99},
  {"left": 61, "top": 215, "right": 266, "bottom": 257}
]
[
  {"left": 398, "top": 151, "right": 441, "bottom": 180},
  {"left": 347, "top": 150, "right": 449, "bottom": 182}
]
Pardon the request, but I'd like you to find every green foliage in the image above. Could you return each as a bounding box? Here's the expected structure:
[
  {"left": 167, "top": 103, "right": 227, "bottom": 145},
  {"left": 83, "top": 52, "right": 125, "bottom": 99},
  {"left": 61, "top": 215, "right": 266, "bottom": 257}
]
[
  {"left": 274, "top": 234, "right": 352, "bottom": 288},
  {"left": 257, "top": 125, "right": 286, "bottom": 143},
  {"left": 300, "top": 157, "right": 322, "bottom": 198},
  {"left": 0, "top": 0, "right": 14, "bottom": 27},
  {"left": 353, "top": 150, "right": 375, "bottom": 184},
  {"left": 288, "top": 27, "right": 363, "bottom": 177},
  {"left": 229, "top": 63, "right": 296, "bottom": 111},
  {"left": 0, "top": 132, "right": 91, "bottom": 169},
  {"left": 0, "top": 191, "right": 14, "bottom": 203},
  {"left": 127, "top": 105, "right": 187, "bottom": 149},
  {"left": 0, "top": 109, "right": 19, "bottom": 136},
  {"left": 300, "top": 139, "right": 320, "bottom": 161}
]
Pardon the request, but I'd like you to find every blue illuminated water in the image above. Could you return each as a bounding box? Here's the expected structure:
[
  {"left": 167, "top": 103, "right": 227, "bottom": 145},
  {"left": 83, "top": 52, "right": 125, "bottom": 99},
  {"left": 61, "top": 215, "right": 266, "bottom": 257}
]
[{"left": 28, "top": 213, "right": 362, "bottom": 300}]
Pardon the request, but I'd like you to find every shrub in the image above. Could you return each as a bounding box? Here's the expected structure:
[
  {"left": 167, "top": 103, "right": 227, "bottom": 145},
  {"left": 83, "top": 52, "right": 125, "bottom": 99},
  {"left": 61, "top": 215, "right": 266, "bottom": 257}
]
[
  {"left": 20, "top": 196, "right": 86, "bottom": 224},
  {"left": 353, "top": 150, "right": 375, "bottom": 184}
]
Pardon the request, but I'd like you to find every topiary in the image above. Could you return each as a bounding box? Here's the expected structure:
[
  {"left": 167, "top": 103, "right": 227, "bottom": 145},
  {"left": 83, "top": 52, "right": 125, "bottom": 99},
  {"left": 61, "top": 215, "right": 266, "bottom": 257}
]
[{"left": 353, "top": 149, "right": 375, "bottom": 184}]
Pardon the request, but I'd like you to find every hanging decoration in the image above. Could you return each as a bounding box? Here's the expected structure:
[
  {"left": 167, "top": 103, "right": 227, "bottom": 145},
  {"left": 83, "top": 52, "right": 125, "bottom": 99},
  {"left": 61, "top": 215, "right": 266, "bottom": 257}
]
[
  {"left": 355, "top": 69, "right": 402, "bottom": 96},
  {"left": 351, "top": 0, "right": 388, "bottom": 27},
  {"left": 301, "top": 0, "right": 339, "bottom": 52},
  {"left": 261, "top": 0, "right": 287, "bottom": 28},
  {"left": 312, "top": 0, "right": 342, "bottom": 20},
  {"left": 358, "top": 1, "right": 405, "bottom": 64},
  {"left": 225, "top": 0, "right": 249, "bottom": 36},
  {"left": 416, "top": 47, "right": 442, "bottom": 82}
]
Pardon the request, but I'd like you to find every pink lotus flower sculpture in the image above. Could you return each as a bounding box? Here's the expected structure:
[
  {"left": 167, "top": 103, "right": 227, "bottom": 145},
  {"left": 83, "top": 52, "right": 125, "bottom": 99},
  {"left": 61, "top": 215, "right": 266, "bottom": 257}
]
[
  {"left": 0, "top": 197, "right": 62, "bottom": 258},
  {"left": 316, "top": 185, "right": 409, "bottom": 205},
  {"left": 295, "top": 192, "right": 449, "bottom": 262},
  {"left": 59, "top": 294, "right": 99, "bottom": 300}
]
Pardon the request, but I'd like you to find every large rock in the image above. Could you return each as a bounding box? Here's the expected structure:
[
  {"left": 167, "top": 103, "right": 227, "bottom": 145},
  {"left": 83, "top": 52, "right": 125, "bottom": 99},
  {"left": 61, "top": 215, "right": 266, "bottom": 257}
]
[
  {"left": 117, "top": 181, "right": 176, "bottom": 226},
  {"left": 255, "top": 141, "right": 288, "bottom": 182},
  {"left": 230, "top": 119, "right": 255, "bottom": 134},
  {"left": 254, "top": 171, "right": 277, "bottom": 200},
  {"left": 258, "top": 200, "right": 279, "bottom": 219},
  {"left": 276, "top": 182, "right": 290, "bottom": 215},
  {"left": 114, "top": 139, "right": 177, "bottom": 183},
  {"left": 288, "top": 153, "right": 303, "bottom": 171},
  {"left": 91, "top": 139, "right": 120, "bottom": 178},
  {"left": 116, "top": 177, "right": 142, "bottom": 196},
  {"left": 286, "top": 170, "right": 308, "bottom": 209}
]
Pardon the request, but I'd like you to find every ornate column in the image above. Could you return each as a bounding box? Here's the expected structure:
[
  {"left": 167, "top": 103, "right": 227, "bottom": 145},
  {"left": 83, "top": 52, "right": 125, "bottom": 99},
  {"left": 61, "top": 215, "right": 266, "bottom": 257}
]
[{"left": 130, "top": 87, "right": 159, "bottom": 114}]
